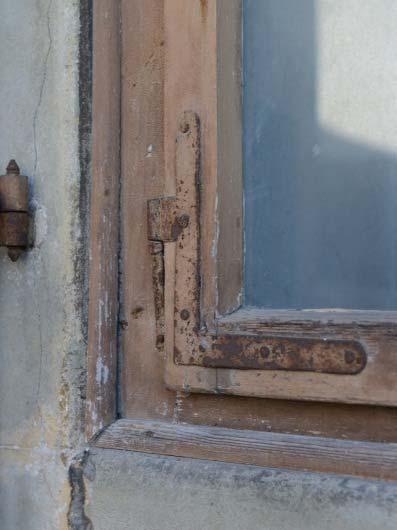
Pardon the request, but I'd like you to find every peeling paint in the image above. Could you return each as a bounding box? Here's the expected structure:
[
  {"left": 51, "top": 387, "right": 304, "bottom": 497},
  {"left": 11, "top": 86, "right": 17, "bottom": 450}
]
[{"left": 95, "top": 357, "right": 109, "bottom": 385}]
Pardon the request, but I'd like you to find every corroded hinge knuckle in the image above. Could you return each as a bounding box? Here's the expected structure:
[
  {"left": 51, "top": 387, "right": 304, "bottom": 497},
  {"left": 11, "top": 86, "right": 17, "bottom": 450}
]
[
  {"left": 147, "top": 196, "right": 192, "bottom": 243},
  {"left": 0, "top": 160, "right": 30, "bottom": 261},
  {"left": 147, "top": 112, "right": 200, "bottom": 245},
  {"left": 147, "top": 196, "right": 177, "bottom": 242}
]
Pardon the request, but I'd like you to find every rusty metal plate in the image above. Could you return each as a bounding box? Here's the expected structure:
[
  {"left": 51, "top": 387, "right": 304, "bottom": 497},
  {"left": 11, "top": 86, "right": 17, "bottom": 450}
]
[{"left": 198, "top": 335, "right": 367, "bottom": 375}]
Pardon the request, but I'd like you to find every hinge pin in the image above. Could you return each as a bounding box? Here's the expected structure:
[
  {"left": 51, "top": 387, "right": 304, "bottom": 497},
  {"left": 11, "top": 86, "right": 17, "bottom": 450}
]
[{"left": 0, "top": 160, "right": 29, "bottom": 261}]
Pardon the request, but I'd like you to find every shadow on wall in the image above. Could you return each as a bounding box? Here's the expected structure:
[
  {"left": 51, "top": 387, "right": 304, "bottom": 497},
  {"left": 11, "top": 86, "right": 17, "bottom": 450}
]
[{"left": 243, "top": 0, "right": 397, "bottom": 310}]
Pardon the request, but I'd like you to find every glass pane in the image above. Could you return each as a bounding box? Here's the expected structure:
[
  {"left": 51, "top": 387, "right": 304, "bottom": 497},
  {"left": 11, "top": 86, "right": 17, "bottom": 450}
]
[{"left": 243, "top": 0, "right": 397, "bottom": 310}]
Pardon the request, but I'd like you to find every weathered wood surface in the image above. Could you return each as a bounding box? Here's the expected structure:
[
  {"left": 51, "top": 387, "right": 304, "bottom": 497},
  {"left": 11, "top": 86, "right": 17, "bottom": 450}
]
[
  {"left": 86, "top": 0, "right": 120, "bottom": 440},
  {"left": 217, "top": 0, "right": 243, "bottom": 315},
  {"left": 175, "top": 393, "right": 397, "bottom": 443},
  {"left": 95, "top": 419, "right": 397, "bottom": 481},
  {"left": 120, "top": 0, "right": 175, "bottom": 420}
]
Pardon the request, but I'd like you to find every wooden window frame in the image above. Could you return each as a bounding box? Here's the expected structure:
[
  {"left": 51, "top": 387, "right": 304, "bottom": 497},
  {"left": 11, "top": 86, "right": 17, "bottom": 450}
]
[
  {"left": 162, "top": 0, "right": 397, "bottom": 408},
  {"left": 86, "top": 0, "right": 397, "bottom": 481}
]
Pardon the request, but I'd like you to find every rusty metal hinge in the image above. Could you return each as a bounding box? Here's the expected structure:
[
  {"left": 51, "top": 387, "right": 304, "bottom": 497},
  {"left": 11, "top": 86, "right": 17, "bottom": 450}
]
[
  {"left": 0, "top": 160, "right": 30, "bottom": 261},
  {"left": 147, "top": 198, "right": 191, "bottom": 243},
  {"left": 147, "top": 112, "right": 367, "bottom": 375},
  {"left": 147, "top": 195, "right": 191, "bottom": 349}
]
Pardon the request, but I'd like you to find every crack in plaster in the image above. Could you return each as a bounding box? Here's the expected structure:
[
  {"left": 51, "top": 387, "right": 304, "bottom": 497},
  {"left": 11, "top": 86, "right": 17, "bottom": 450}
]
[
  {"left": 68, "top": 451, "right": 94, "bottom": 530},
  {"left": 32, "top": 0, "right": 53, "bottom": 447},
  {"left": 33, "top": 0, "right": 53, "bottom": 177}
]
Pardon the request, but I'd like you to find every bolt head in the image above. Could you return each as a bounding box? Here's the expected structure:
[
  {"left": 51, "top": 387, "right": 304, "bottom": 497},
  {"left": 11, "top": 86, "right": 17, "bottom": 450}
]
[
  {"left": 177, "top": 214, "right": 190, "bottom": 229},
  {"left": 180, "top": 309, "right": 190, "bottom": 321},
  {"left": 344, "top": 350, "right": 356, "bottom": 365},
  {"left": 180, "top": 121, "right": 190, "bottom": 134}
]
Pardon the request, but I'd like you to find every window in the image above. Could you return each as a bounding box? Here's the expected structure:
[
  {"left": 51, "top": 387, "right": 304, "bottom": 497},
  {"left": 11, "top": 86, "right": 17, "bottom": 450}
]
[
  {"left": 158, "top": 0, "right": 397, "bottom": 407},
  {"left": 244, "top": 0, "right": 397, "bottom": 311},
  {"left": 88, "top": 0, "right": 397, "bottom": 480}
]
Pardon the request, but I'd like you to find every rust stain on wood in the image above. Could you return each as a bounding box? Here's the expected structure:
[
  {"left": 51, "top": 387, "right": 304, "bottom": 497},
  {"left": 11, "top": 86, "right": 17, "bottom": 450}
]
[
  {"left": 131, "top": 306, "right": 145, "bottom": 319},
  {"left": 200, "top": 0, "right": 208, "bottom": 21}
]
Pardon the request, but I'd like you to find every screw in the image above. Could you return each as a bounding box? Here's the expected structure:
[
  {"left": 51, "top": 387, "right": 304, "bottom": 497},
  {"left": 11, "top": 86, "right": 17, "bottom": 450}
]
[
  {"left": 180, "top": 121, "right": 190, "bottom": 134},
  {"left": 260, "top": 346, "right": 270, "bottom": 358},
  {"left": 177, "top": 213, "right": 190, "bottom": 229},
  {"left": 180, "top": 309, "right": 190, "bottom": 321},
  {"left": 344, "top": 350, "right": 356, "bottom": 365}
]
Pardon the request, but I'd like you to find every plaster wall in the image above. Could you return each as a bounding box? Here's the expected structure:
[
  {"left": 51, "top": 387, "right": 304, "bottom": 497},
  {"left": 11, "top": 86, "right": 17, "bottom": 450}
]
[
  {"left": 86, "top": 449, "right": 397, "bottom": 530},
  {"left": 0, "top": 1, "right": 87, "bottom": 528}
]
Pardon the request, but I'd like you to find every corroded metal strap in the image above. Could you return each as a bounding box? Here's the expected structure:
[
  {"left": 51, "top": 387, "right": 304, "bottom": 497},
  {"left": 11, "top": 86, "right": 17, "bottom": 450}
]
[
  {"left": 205, "top": 335, "right": 367, "bottom": 374},
  {"left": 148, "top": 113, "right": 368, "bottom": 376}
]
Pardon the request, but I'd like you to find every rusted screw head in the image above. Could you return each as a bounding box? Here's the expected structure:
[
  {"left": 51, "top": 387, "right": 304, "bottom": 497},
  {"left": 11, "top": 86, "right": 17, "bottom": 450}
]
[
  {"left": 180, "top": 309, "right": 190, "bottom": 321},
  {"left": 156, "top": 334, "right": 165, "bottom": 348},
  {"left": 177, "top": 213, "right": 190, "bottom": 229},
  {"left": 260, "top": 346, "right": 270, "bottom": 359},
  {"left": 180, "top": 121, "right": 190, "bottom": 134},
  {"left": 344, "top": 350, "right": 356, "bottom": 365}
]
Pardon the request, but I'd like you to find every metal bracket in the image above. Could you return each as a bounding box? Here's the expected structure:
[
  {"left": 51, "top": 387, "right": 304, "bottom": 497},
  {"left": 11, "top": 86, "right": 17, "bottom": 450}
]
[
  {"left": 148, "top": 112, "right": 367, "bottom": 375},
  {"left": 147, "top": 197, "right": 189, "bottom": 243},
  {"left": 0, "top": 160, "right": 29, "bottom": 261}
]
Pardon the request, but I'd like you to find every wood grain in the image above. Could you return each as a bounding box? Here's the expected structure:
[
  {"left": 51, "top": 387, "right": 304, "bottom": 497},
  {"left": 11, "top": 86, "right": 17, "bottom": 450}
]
[
  {"left": 217, "top": 0, "right": 243, "bottom": 315},
  {"left": 176, "top": 394, "right": 397, "bottom": 443},
  {"left": 120, "top": 0, "right": 175, "bottom": 420},
  {"left": 86, "top": 0, "right": 120, "bottom": 440},
  {"left": 95, "top": 418, "right": 397, "bottom": 481}
]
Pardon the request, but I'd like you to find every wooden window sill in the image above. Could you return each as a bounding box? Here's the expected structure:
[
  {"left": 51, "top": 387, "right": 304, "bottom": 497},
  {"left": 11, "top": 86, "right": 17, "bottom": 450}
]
[{"left": 93, "top": 418, "right": 397, "bottom": 481}]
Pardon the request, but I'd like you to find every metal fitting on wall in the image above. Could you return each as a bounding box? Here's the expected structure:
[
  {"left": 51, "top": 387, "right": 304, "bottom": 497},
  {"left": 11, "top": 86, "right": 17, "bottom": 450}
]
[{"left": 0, "top": 160, "right": 29, "bottom": 261}]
